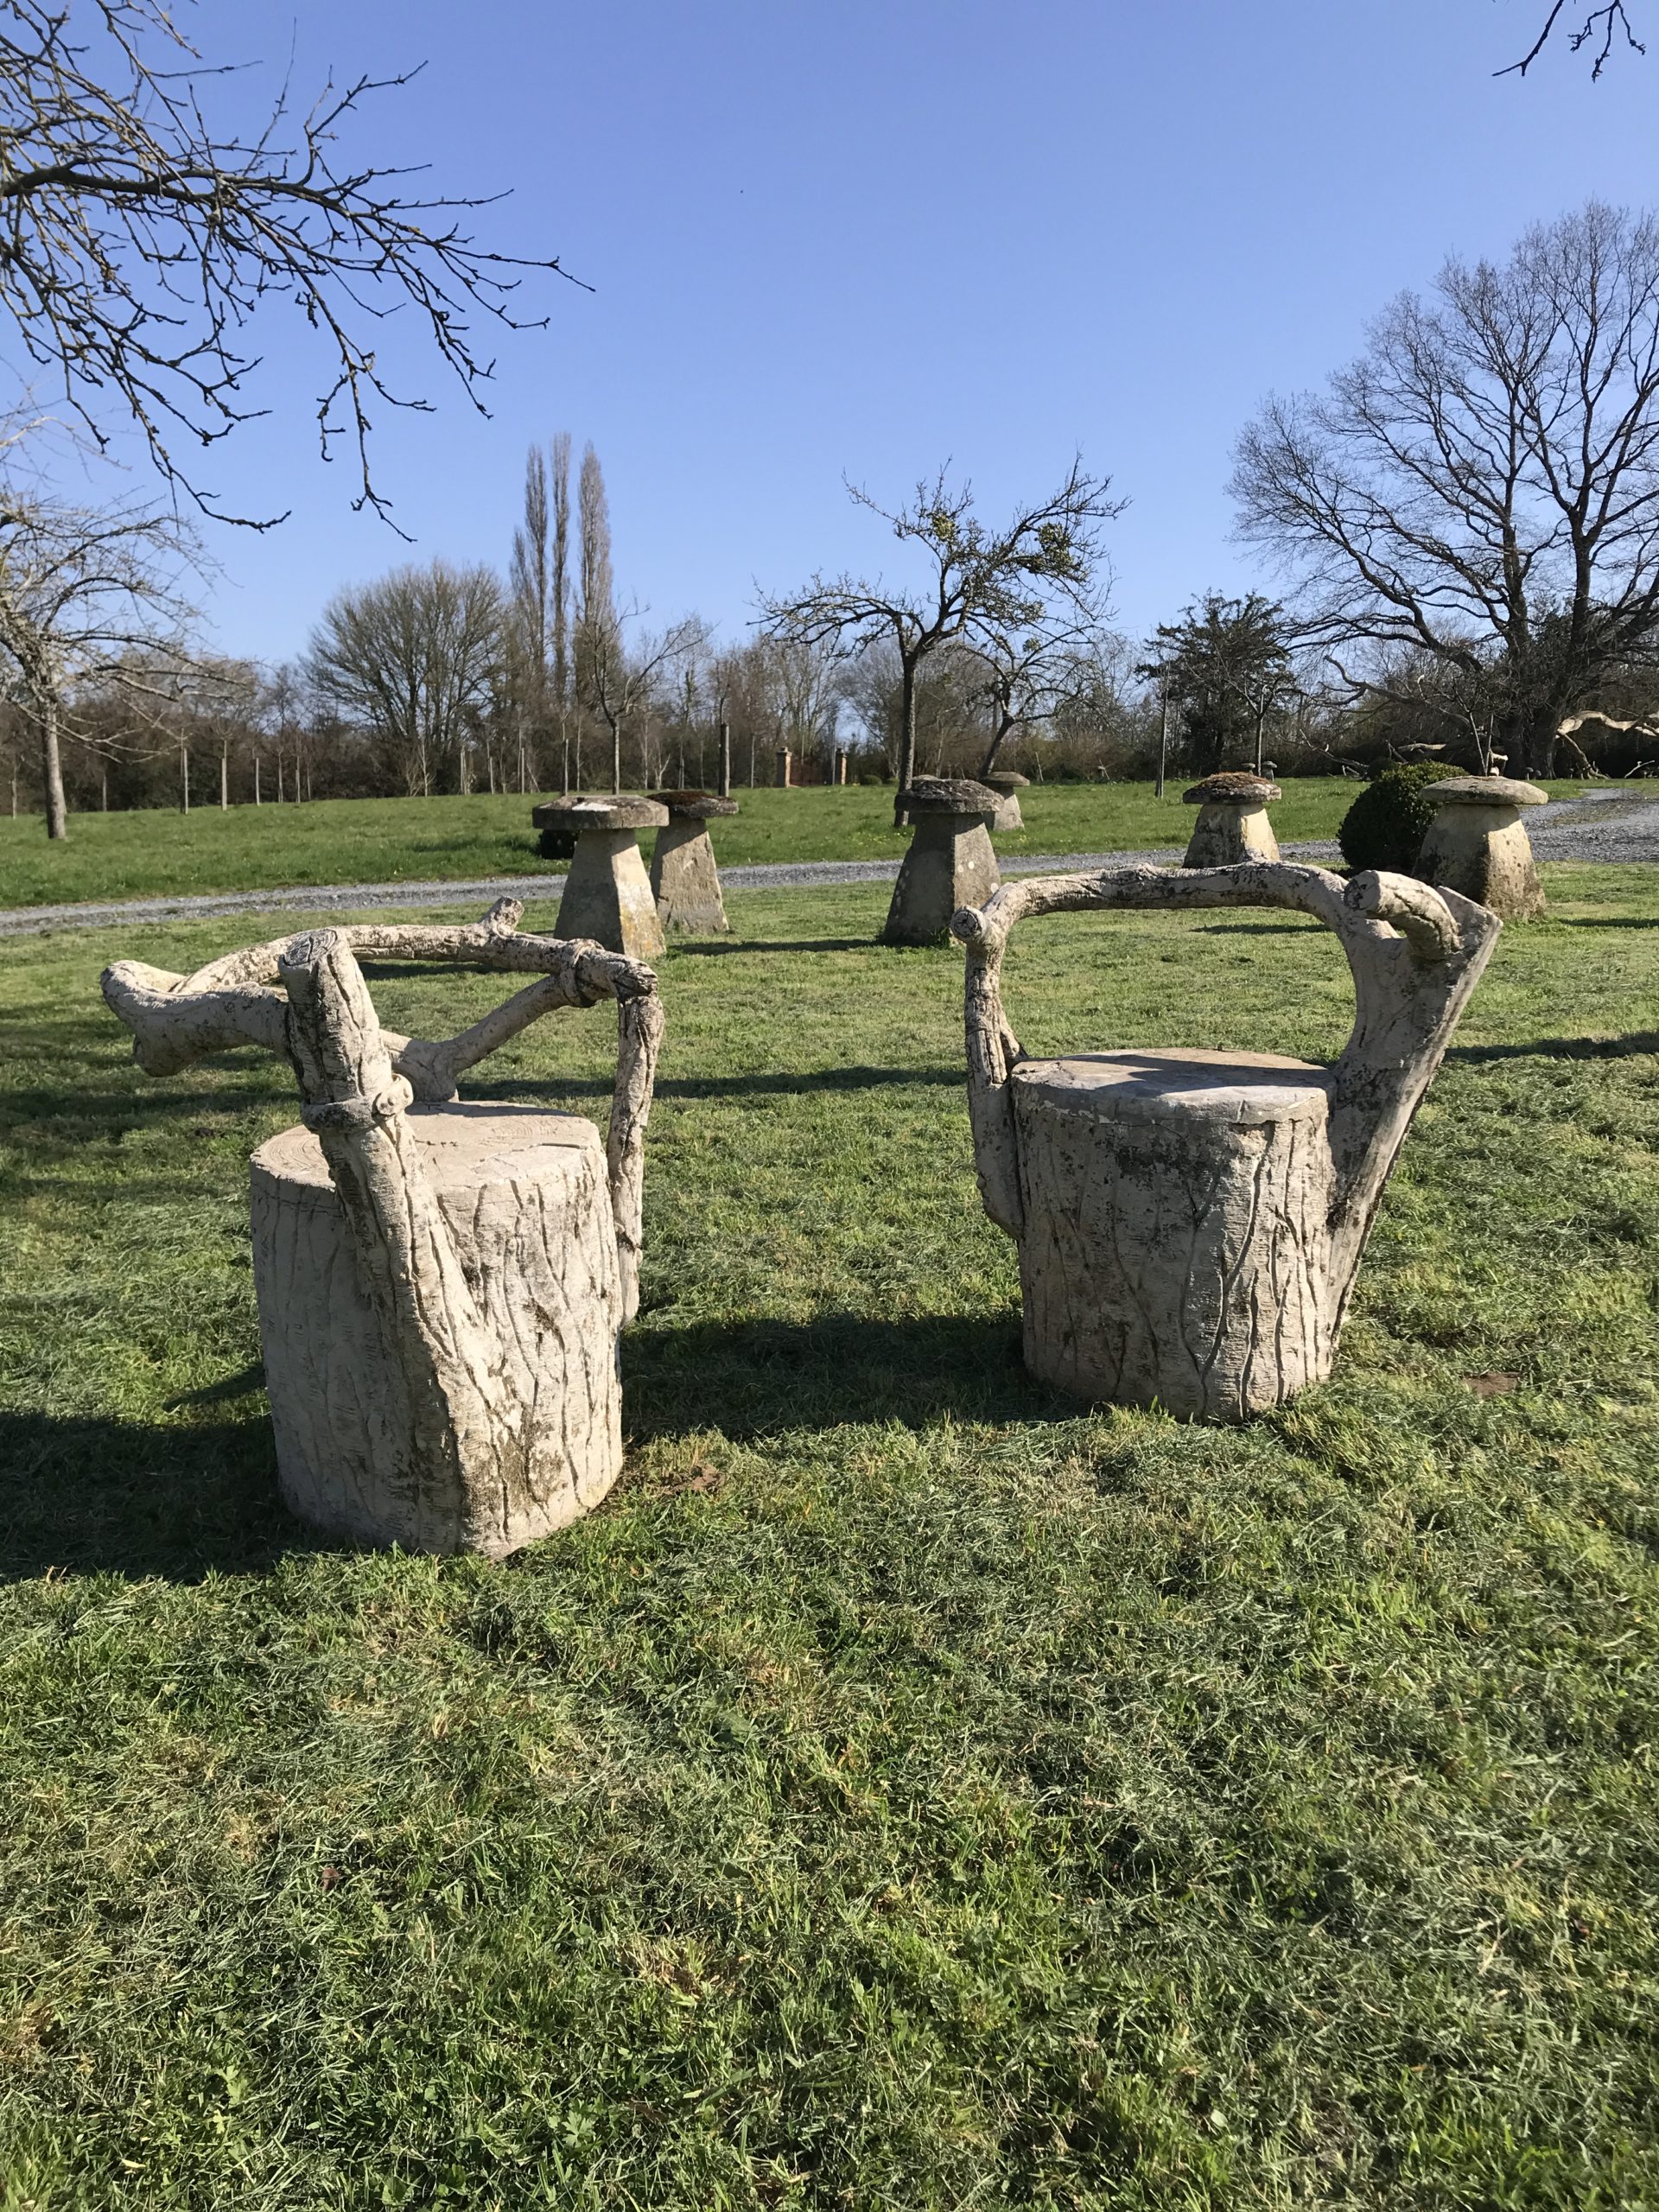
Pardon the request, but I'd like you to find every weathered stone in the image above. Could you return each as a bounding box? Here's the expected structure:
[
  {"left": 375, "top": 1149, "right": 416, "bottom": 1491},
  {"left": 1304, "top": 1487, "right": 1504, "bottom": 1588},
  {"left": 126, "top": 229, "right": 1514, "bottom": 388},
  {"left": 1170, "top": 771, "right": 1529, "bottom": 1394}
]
[
  {"left": 1417, "top": 774, "right": 1548, "bottom": 920},
  {"left": 951, "top": 861, "right": 1500, "bottom": 1421},
  {"left": 884, "top": 779, "right": 1000, "bottom": 945},
  {"left": 1181, "top": 772, "right": 1282, "bottom": 867},
  {"left": 648, "top": 790, "right": 739, "bottom": 933},
  {"left": 101, "top": 902, "right": 665, "bottom": 1555},
  {"left": 984, "top": 770, "right": 1031, "bottom": 831},
  {"left": 555, "top": 798, "right": 671, "bottom": 957}
]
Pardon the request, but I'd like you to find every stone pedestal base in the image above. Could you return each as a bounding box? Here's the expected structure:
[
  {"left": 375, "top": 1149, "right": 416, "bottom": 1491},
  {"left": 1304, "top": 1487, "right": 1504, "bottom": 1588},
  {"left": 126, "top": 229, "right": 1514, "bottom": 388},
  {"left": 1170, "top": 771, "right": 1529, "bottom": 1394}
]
[
  {"left": 652, "top": 817, "right": 729, "bottom": 931},
  {"left": 1183, "top": 802, "right": 1280, "bottom": 868},
  {"left": 884, "top": 789, "right": 1001, "bottom": 944},
  {"left": 251, "top": 1104, "right": 624, "bottom": 1554},
  {"left": 1011, "top": 1049, "right": 1337, "bottom": 1421},
  {"left": 1419, "top": 790, "right": 1546, "bottom": 920},
  {"left": 985, "top": 773, "right": 1029, "bottom": 830},
  {"left": 557, "top": 828, "right": 667, "bottom": 957}
]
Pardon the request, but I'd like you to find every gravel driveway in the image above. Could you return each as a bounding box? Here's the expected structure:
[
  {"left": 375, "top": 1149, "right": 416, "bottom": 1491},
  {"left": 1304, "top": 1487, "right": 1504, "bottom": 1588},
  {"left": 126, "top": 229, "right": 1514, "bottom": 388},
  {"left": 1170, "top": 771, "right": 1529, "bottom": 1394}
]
[{"left": 3, "top": 787, "right": 1654, "bottom": 939}]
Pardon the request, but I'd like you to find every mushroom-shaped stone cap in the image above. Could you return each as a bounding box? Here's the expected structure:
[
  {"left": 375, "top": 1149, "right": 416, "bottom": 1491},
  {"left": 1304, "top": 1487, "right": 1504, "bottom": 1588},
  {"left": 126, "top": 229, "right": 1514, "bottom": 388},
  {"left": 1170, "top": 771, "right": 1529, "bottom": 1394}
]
[
  {"left": 1182, "top": 772, "right": 1282, "bottom": 806},
  {"left": 905, "top": 776, "right": 999, "bottom": 816},
  {"left": 1427, "top": 774, "right": 1548, "bottom": 809},
  {"left": 983, "top": 770, "right": 1031, "bottom": 791},
  {"left": 647, "top": 788, "right": 741, "bottom": 820},
  {"left": 531, "top": 794, "right": 596, "bottom": 828},
  {"left": 566, "top": 795, "right": 670, "bottom": 831}
]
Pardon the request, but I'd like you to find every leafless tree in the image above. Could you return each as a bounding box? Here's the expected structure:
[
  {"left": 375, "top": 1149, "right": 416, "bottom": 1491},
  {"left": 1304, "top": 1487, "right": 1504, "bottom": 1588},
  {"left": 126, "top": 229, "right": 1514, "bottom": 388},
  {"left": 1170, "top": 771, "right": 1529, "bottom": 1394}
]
[
  {"left": 969, "top": 600, "right": 1116, "bottom": 779},
  {"left": 550, "top": 431, "right": 572, "bottom": 714},
  {"left": 0, "top": 484, "right": 196, "bottom": 836},
  {"left": 582, "top": 607, "right": 706, "bottom": 793},
  {"left": 761, "top": 461, "right": 1120, "bottom": 822},
  {"left": 1233, "top": 203, "right": 1659, "bottom": 777},
  {"left": 509, "top": 444, "right": 550, "bottom": 788},
  {"left": 0, "top": 1, "right": 575, "bottom": 523},
  {"left": 305, "top": 559, "right": 505, "bottom": 798},
  {"left": 574, "top": 442, "right": 616, "bottom": 713}
]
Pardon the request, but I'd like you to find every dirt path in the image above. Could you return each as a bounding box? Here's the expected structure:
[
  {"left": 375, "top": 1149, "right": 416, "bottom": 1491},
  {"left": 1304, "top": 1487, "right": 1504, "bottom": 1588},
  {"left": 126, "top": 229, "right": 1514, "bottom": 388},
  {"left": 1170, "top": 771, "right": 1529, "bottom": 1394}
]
[{"left": 3, "top": 790, "right": 1654, "bottom": 939}]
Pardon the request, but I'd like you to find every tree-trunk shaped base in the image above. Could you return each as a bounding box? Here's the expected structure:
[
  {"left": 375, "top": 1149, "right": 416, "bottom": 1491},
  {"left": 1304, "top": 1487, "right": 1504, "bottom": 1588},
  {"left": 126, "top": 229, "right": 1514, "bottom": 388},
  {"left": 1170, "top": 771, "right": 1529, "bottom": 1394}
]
[
  {"left": 251, "top": 1103, "right": 623, "bottom": 1554},
  {"left": 652, "top": 818, "right": 730, "bottom": 932},
  {"left": 556, "top": 830, "right": 666, "bottom": 957},
  {"left": 1012, "top": 1049, "right": 1338, "bottom": 1421},
  {"left": 883, "top": 817, "right": 999, "bottom": 944}
]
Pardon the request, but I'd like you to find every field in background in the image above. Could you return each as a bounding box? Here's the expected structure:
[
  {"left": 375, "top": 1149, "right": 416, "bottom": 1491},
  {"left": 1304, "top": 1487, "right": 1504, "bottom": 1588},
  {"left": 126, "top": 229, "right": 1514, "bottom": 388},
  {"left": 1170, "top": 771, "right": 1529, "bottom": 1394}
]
[
  {"left": 0, "top": 864, "right": 1654, "bottom": 2205},
  {"left": 0, "top": 779, "right": 1593, "bottom": 910}
]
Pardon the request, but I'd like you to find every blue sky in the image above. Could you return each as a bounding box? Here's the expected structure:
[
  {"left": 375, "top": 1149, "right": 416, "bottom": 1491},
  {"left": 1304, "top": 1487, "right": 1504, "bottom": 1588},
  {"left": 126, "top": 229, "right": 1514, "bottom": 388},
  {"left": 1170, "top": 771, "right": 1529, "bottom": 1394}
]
[{"left": 80, "top": 0, "right": 1659, "bottom": 668}]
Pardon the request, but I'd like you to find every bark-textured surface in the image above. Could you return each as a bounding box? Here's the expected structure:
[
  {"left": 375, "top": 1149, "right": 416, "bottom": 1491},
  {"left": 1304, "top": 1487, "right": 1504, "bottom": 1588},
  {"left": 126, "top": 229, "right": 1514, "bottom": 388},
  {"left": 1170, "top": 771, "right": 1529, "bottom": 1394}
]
[
  {"left": 885, "top": 790, "right": 1001, "bottom": 946},
  {"left": 651, "top": 818, "right": 731, "bottom": 933},
  {"left": 1418, "top": 778, "right": 1548, "bottom": 920},
  {"left": 556, "top": 826, "right": 667, "bottom": 958},
  {"left": 951, "top": 861, "right": 1500, "bottom": 1420},
  {"left": 1014, "top": 1049, "right": 1336, "bottom": 1418},
  {"left": 251, "top": 1104, "right": 620, "bottom": 1554},
  {"left": 101, "top": 902, "right": 664, "bottom": 1554}
]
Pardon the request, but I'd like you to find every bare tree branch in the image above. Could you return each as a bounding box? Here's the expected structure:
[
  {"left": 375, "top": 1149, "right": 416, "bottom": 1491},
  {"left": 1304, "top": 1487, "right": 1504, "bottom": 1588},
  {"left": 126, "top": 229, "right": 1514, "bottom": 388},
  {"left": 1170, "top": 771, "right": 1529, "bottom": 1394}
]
[
  {"left": 0, "top": 2, "right": 580, "bottom": 524},
  {"left": 1500, "top": 1, "right": 1646, "bottom": 76}
]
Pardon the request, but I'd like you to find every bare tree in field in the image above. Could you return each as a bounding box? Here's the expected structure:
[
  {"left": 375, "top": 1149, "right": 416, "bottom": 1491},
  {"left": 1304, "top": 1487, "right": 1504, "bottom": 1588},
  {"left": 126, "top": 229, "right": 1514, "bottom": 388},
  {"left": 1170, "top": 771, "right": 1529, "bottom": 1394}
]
[
  {"left": 0, "top": 1, "right": 573, "bottom": 521},
  {"left": 0, "top": 488, "right": 195, "bottom": 836},
  {"left": 583, "top": 609, "right": 706, "bottom": 793},
  {"left": 550, "top": 431, "right": 573, "bottom": 713},
  {"left": 574, "top": 442, "right": 616, "bottom": 710},
  {"left": 1234, "top": 203, "right": 1659, "bottom": 778},
  {"left": 509, "top": 445, "right": 550, "bottom": 788},
  {"left": 970, "top": 600, "right": 1116, "bottom": 779},
  {"left": 761, "top": 461, "right": 1120, "bottom": 823},
  {"left": 305, "top": 561, "right": 505, "bottom": 798}
]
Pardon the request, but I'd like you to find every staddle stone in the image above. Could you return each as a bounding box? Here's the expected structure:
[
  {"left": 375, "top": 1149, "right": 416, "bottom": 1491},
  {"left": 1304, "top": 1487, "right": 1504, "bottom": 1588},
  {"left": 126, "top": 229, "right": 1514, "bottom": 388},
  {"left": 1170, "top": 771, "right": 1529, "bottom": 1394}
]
[
  {"left": 1011, "top": 1047, "right": 1337, "bottom": 1420},
  {"left": 883, "top": 778, "right": 1001, "bottom": 945},
  {"left": 1181, "top": 772, "right": 1283, "bottom": 867},
  {"left": 251, "top": 1103, "right": 624, "bottom": 1555},
  {"left": 554, "top": 798, "right": 671, "bottom": 957},
  {"left": 1417, "top": 774, "right": 1548, "bottom": 920},
  {"left": 647, "top": 789, "right": 740, "bottom": 934},
  {"left": 984, "top": 770, "right": 1031, "bottom": 830}
]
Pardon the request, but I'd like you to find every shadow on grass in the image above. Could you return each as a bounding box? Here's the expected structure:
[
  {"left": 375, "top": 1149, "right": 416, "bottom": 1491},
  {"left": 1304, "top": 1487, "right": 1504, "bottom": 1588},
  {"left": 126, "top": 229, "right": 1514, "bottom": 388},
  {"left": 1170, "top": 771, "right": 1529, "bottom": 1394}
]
[
  {"left": 1553, "top": 917, "right": 1659, "bottom": 930},
  {"left": 622, "top": 1311, "right": 1075, "bottom": 1440},
  {"left": 668, "top": 938, "right": 877, "bottom": 958},
  {"left": 1447, "top": 1032, "right": 1659, "bottom": 1064},
  {"left": 479, "top": 1065, "right": 963, "bottom": 1103},
  {"left": 0, "top": 1406, "right": 333, "bottom": 1583},
  {"left": 0, "top": 1318, "right": 1072, "bottom": 1580}
]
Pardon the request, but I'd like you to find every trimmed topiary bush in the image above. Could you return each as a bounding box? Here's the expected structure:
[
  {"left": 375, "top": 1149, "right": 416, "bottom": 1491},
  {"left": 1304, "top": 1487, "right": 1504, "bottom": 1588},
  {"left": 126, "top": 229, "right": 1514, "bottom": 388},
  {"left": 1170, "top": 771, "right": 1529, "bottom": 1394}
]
[{"left": 1338, "top": 762, "right": 1461, "bottom": 875}]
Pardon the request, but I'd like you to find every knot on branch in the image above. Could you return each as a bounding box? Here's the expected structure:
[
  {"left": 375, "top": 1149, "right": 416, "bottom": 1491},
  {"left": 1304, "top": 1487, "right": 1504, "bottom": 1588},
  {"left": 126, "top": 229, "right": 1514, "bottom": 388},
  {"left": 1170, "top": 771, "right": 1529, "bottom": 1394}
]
[
  {"left": 1343, "top": 871, "right": 1463, "bottom": 962},
  {"left": 301, "top": 1077, "right": 414, "bottom": 1133}
]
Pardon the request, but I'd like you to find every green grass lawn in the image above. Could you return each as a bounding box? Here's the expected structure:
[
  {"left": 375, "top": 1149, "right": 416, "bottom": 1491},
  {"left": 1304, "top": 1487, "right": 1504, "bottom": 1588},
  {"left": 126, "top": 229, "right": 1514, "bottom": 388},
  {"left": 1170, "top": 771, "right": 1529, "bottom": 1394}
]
[
  {"left": 0, "top": 779, "right": 1592, "bottom": 909},
  {"left": 1, "top": 866, "right": 1656, "bottom": 2207}
]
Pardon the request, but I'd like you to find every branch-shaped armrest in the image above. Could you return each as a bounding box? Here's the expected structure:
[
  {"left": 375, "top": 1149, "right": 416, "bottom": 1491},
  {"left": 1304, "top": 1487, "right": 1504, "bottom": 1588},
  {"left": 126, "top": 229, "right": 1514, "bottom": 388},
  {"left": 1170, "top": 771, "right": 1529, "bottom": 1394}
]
[
  {"left": 101, "top": 899, "right": 665, "bottom": 1322},
  {"left": 949, "top": 861, "right": 1501, "bottom": 1258}
]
